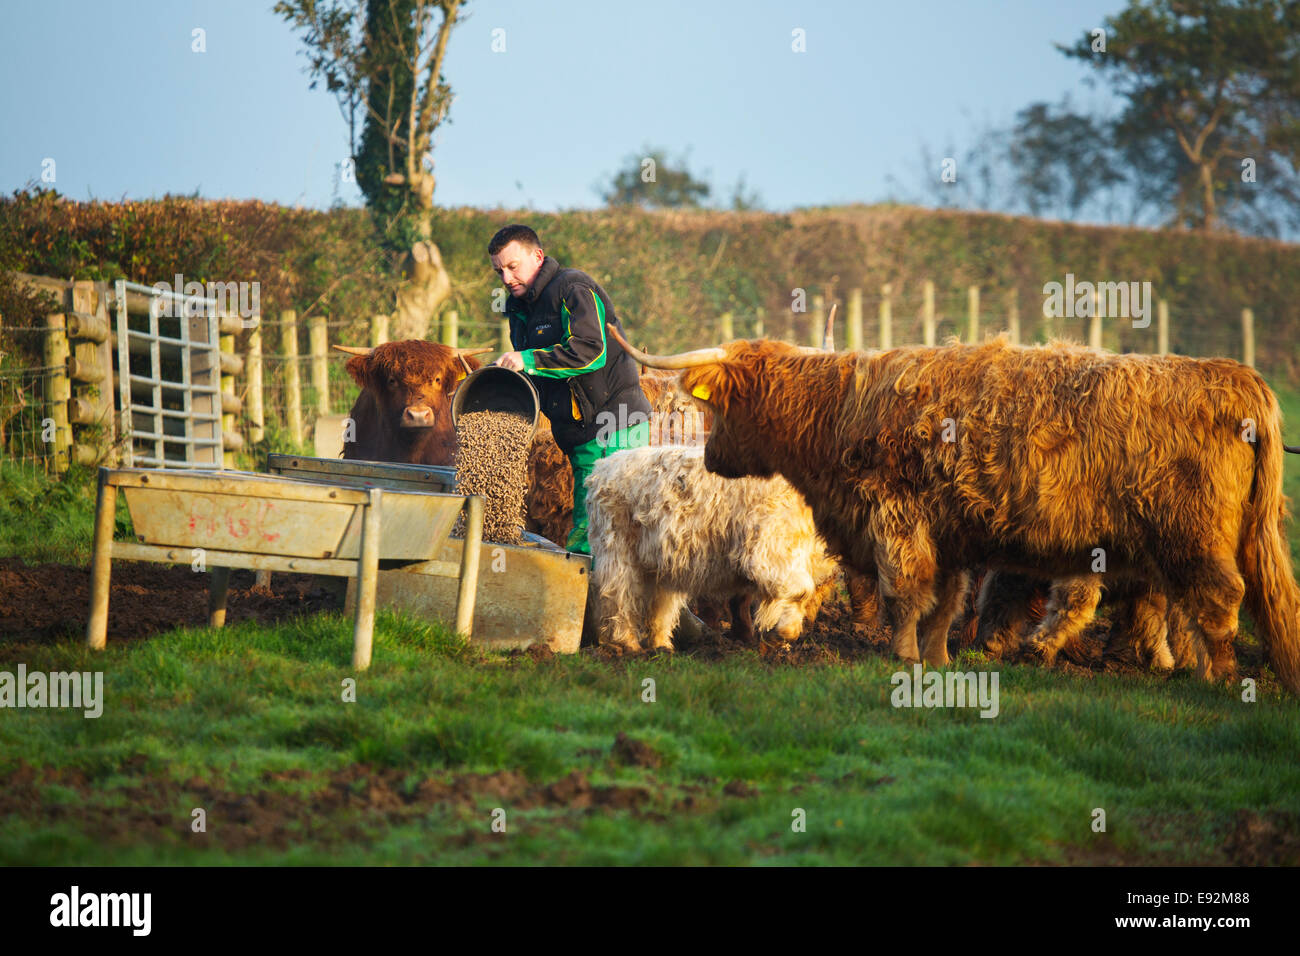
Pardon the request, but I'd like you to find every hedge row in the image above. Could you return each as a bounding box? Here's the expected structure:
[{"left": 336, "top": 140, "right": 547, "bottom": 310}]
[{"left": 2, "top": 189, "right": 1297, "bottom": 378}]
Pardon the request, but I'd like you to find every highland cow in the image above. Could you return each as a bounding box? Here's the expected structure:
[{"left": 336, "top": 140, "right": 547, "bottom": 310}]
[
  {"left": 616, "top": 328, "right": 1300, "bottom": 693},
  {"left": 638, "top": 367, "right": 712, "bottom": 446},
  {"left": 585, "top": 445, "right": 839, "bottom": 652},
  {"left": 975, "top": 571, "right": 1199, "bottom": 671}
]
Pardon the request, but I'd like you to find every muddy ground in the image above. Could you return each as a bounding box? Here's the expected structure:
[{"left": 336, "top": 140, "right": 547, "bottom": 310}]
[
  {"left": 0, "top": 557, "right": 1271, "bottom": 684},
  {"left": 0, "top": 739, "right": 746, "bottom": 855},
  {"left": 0, "top": 741, "right": 1293, "bottom": 864},
  {"left": 0, "top": 556, "right": 345, "bottom": 647}
]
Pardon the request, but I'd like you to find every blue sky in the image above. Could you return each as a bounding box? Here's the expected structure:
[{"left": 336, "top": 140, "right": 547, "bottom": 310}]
[{"left": 0, "top": 0, "right": 1124, "bottom": 212}]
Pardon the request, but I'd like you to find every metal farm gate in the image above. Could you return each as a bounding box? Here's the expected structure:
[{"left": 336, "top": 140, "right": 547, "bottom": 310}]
[{"left": 113, "top": 279, "right": 224, "bottom": 468}]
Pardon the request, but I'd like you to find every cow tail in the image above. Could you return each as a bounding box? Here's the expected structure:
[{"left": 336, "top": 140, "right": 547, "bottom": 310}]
[{"left": 1241, "top": 394, "right": 1300, "bottom": 694}]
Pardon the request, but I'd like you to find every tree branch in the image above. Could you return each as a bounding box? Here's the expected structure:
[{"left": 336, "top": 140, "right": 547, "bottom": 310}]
[
  {"left": 1190, "top": 81, "right": 1228, "bottom": 158},
  {"left": 415, "top": 0, "right": 461, "bottom": 152}
]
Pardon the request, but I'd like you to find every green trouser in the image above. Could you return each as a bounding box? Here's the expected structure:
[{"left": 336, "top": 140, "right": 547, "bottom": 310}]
[{"left": 565, "top": 421, "right": 650, "bottom": 554}]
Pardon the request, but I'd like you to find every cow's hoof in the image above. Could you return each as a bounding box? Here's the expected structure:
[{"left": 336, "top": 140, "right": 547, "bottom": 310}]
[
  {"left": 1209, "top": 662, "right": 1237, "bottom": 685},
  {"left": 1208, "top": 645, "right": 1238, "bottom": 683},
  {"left": 1022, "top": 640, "right": 1058, "bottom": 666},
  {"left": 982, "top": 630, "right": 1023, "bottom": 660},
  {"left": 894, "top": 642, "right": 925, "bottom": 665},
  {"left": 1150, "top": 645, "right": 1175, "bottom": 671}
]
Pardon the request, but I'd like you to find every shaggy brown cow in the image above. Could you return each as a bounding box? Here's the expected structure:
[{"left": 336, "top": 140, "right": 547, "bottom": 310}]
[
  {"left": 639, "top": 368, "right": 712, "bottom": 446},
  {"left": 615, "top": 328, "right": 1300, "bottom": 694},
  {"left": 521, "top": 415, "right": 575, "bottom": 546},
  {"left": 338, "top": 340, "right": 574, "bottom": 545},
  {"left": 975, "top": 571, "right": 1198, "bottom": 671},
  {"left": 338, "top": 341, "right": 489, "bottom": 464}
]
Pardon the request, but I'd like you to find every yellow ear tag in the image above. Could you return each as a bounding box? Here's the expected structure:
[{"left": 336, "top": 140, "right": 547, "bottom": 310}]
[
  {"left": 691, "top": 384, "right": 712, "bottom": 401},
  {"left": 456, "top": 369, "right": 466, "bottom": 382}
]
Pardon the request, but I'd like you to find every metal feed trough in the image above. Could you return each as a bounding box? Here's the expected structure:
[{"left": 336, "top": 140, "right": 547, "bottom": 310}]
[
  {"left": 267, "top": 455, "right": 592, "bottom": 653},
  {"left": 85, "top": 466, "right": 483, "bottom": 669},
  {"left": 268, "top": 454, "right": 459, "bottom": 495}
]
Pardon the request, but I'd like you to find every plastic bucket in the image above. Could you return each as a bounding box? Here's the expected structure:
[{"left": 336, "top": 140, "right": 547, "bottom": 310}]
[{"left": 451, "top": 365, "right": 540, "bottom": 445}]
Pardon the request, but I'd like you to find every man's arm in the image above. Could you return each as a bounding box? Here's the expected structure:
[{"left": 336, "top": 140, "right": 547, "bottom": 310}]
[{"left": 521, "top": 283, "right": 608, "bottom": 378}]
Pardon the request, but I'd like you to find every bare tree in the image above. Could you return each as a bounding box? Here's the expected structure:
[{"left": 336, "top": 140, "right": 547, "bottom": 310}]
[
  {"left": 1062, "top": 0, "right": 1300, "bottom": 234},
  {"left": 277, "top": 0, "right": 464, "bottom": 338}
]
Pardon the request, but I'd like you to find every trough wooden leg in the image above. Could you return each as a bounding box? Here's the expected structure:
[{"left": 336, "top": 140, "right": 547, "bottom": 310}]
[
  {"left": 208, "top": 567, "right": 231, "bottom": 628},
  {"left": 352, "top": 489, "right": 383, "bottom": 671},
  {"left": 86, "top": 468, "right": 117, "bottom": 650},
  {"left": 581, "top": 575, "right": 602, "bottom": 647},
  {"left": 454, "top": 495, "right": 483, "bottom": 639},
  {"left": 254, "top": 570, "right": 272, "bottom": 590}
]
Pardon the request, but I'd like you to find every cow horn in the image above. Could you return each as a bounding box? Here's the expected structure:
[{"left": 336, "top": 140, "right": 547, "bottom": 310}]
[
  {"left": 607, "top": 323, "right": 726, "bottom": 369},
  {"left": 332, "top": 345, "right": 372, "bottom": 356},
  {"left": 457, "top": 347, "right": 493, "bottom": 357},
  {"left": 1286, "top": 444, "right": 1300, "bottom": 454},
  {"left": 822, "top": 302, "right": 837, "bottom": 351}
]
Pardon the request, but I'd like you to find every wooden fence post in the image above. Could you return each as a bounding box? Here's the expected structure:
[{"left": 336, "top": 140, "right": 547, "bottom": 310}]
[
  {"left": 94, "top": 281, "right": 118, "bottom": 462},
  {"left": 923, "top": 281, "right": 936, "bottom": 346},
  {"left": 1242, "top": 308, "right": 1255, "bottom": 368},
  {"left": 879, "top": 284, "right": 892, "bottom": 350},
  {"left": 371, "top": 313, "right": 389, "bottom": 347},
  {"left": 283, "top": 309, "right": 303, "bottom": 447},
  {"left": 1007, "top": 291, "right": 1020, "bottom": 345},
  {"left": 220, "top": 328, "right": 237, "bottom": 467},
  {"left": 441, "top": 310, "right": 459, "bottom": 348},
  {"left": 847, "top": 288, "right": 863, "bottom": 351},
  {"left": 720, "top": 311, "right": 734, "bottom": 341},
  {"left": 247, "top": 325, "right": 264, "bottom": 444},
  {"left": 967, "top": 286, "right": 979, "bottom": 345},
  {"left": 43, "top": 312, "right": 71, "bottom": 473},
  {"left": 68, "top": 280, "right": 113, "bottom": 465},
  {"left": 1157, "top": 299, "right": 1169, "bottom": 356},
  {"left": 810, "top": 295, "right": 825, "bottom": 348},
  {"left": 309, "top": 314, "right": 329, "bottom": 417}
]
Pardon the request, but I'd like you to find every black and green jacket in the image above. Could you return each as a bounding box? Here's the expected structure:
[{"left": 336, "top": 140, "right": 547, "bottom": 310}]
[{"left": 507, "top": 256, "right": 650, "bottom": 454}]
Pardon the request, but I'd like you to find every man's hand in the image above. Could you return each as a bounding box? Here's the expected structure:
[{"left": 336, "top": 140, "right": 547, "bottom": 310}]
[{"left": 495, "top": 351, "right": 524, "bottom": 372}]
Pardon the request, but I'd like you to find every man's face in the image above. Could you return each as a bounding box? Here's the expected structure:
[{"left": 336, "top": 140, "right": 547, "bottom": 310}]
[{"left": 490, "top": 240, "right": 545, "bottom": 297}]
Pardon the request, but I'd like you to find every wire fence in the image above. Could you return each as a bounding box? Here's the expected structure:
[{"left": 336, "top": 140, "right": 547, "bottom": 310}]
[
  {"left": 699, "top": 287, "right": 1261, "bottom": 367},
  {"left": 0, "top": 362, "right": 63, "bottom": 475},
  {"left": 3, "top": 280, "right": 1291, "bottom": 479}
]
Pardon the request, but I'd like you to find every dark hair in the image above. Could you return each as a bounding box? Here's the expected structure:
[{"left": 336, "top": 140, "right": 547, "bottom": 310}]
[{"left": 488, "top": 224, "right": 541, "bottom": 256}]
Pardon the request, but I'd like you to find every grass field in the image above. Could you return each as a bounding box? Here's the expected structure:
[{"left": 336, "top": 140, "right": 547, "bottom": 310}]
[
  {"left": 2, "top": 381, "right": 1300, "bottom": 865},
  {"left": 1, "top": 612, "right": 1297, "bottom": 865}
]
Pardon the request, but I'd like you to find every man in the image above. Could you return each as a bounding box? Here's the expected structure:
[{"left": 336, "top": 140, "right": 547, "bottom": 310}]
[{"left": 489, "top": 224, "right": 651, "bottom": 554}]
